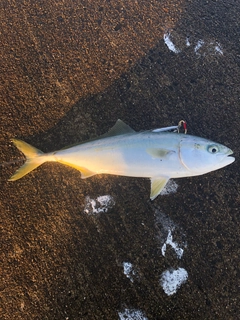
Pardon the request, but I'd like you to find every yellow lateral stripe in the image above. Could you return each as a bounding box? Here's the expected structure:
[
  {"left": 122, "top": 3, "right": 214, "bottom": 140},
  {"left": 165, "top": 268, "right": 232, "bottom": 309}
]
[{"left": 57, "top": 160, "right": 96, "bottom": 179}]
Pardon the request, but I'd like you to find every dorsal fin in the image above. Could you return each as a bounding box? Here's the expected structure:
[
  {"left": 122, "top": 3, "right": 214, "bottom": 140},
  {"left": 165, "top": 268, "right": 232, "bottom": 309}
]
[
  {"left": 60, "top": 120, "right": 135, "bottom": 150},
  {"left": 103, "top": 119, "right": 135, "bottom": 137}
]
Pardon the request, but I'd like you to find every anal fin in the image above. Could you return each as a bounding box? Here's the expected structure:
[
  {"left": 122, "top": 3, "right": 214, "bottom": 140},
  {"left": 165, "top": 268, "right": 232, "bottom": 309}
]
[
  {"left": 150, "top": 176, "right": 170, "bottom": 200},
  {"left": 57, "top": 160, "right": 96, "bottom": 179}
]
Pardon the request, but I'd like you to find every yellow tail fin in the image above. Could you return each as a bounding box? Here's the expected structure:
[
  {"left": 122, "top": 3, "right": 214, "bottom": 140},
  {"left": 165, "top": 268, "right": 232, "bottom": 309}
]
[{"left": 8, "top": 139, "right": 46, "bottom": 181}]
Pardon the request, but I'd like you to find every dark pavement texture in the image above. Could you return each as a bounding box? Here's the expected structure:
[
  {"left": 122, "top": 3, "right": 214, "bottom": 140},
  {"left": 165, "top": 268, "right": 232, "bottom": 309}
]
[{"left": 0, "top": 1, "right": 239, "bottom": 319}]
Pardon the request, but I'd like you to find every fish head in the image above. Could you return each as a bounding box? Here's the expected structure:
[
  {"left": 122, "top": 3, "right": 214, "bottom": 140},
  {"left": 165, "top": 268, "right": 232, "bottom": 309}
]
[{"left": 179, "top": 135, "right": 235, "bottom": 176}]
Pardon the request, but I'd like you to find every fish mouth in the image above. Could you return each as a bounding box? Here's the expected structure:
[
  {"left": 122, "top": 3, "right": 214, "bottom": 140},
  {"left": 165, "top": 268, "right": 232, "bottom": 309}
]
[
  {"left": 220, "top": 149, "right": 235, "bottom": 166},
  {"left": 225, "top": 156, "right": 235, "bottom": 164}
]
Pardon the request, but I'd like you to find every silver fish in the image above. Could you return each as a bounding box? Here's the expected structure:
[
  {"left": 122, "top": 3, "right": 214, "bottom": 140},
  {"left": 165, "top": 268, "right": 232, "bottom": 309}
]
[{"left": 9, "top": 120, "right": 235, "bottom": 200}]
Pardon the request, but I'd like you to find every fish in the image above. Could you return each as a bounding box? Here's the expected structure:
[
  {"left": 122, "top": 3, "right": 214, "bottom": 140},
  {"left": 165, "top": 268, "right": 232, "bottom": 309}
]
[{"left": 9, "top": 119, "right": 235, "bottom": 200}]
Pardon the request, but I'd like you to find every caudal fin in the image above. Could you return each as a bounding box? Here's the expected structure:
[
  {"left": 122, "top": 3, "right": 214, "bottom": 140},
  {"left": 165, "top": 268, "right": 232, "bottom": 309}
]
[{"left": 8, "top": 139, "right": 46, "bottom": 181}]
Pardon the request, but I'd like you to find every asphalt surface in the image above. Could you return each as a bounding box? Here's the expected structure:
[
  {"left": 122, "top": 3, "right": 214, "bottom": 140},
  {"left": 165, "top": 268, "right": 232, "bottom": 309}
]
[{"left": 0, "top": 1, "right": 239, "bottom": 319}]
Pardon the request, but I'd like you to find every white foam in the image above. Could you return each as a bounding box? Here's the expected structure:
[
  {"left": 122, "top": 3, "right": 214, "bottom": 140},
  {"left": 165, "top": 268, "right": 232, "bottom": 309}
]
[
  {"left": 118, "top": 309, "right": 148, "bottom": 320},
  {"left": 123, "top": 262, "right": 136, "bottom": 282},
  {"left": 161, "top": 229, "right": 184, "bottom": 259},
  {"left": 163, "top": 33, "right": 181, "bottom": 54},
  {"left": 84, "top": 195, "right": 115, "bottom": 214},
  {"left": 160, "top": 268, "right": 188, "bottom": 296},
  {"left": 160, "top": 180, "right": 178, "bottom": 195}
]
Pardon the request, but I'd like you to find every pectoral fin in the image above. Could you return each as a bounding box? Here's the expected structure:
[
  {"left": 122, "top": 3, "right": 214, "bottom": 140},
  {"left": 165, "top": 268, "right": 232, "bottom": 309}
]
[
  {"left": 147, "top": 148, "right": 175, "bottom": 159},
  {"left": 150, "top": 176, "right": 170, "bottom": 200}
]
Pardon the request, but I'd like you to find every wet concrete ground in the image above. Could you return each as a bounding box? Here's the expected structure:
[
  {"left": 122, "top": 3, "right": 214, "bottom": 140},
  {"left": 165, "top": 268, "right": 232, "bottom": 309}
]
[{"left": 0, "top": 0, "right": 239, "bottom": 319}]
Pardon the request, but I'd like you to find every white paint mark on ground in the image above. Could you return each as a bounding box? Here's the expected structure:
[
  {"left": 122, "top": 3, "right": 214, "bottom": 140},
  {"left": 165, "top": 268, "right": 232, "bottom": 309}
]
[
  {"left": 153, "top": 208, "right": 188, "bottom": 296},
  {"left": 123, "top": 262, "right": 136, "bottom": 282},
  {"left": 84, "top": 195, "right": 115, "bottom": 214},
  {"left": 164, "top": 31, "right": 223, "bottom": 57},
  {"left": 160, "top": 267, "right": 188, "bottom": 296},
  {"left": 118, "top": 308, "right": 148, "bottom": 320},
  {"left": 161, "top": 229, "right": 184, "bottom": 259},
  {"left": 154, "top": 209, "right": 176, "bottom": 231},
  {"left": 194, "top": 39, "right": 205, "bottom": 54},
  {"left": 163, "top": 32, "right": 181, "bottom": 53},
  {"left": 154, "top": 210, "right": 187, "bottom": 255},
  {"left": 214, "top": 42, "right": 223, "bottom": 55},
  {"left": 160, "top": 180, "right": 178, "bottom": 195},
  {"left": 154, "top": 208, "right": 185, "bottom": 259}
]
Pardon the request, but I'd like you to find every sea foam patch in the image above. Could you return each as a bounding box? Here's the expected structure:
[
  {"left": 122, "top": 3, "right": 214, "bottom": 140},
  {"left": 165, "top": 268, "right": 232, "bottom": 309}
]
[
  {"left": 160, "top": 268, "right": 188, "bottom": 296},
  {"left": 118, "top": 308, "right": 148, "bottom": 320},
  {"left": 84, "top": 195, "right": 115, "bottom": 214}
]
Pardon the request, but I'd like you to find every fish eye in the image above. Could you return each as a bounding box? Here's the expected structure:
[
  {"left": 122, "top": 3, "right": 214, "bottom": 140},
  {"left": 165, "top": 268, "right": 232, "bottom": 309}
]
[{"left": 208, "top": 145, "right": 219, "bottom": 154}]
